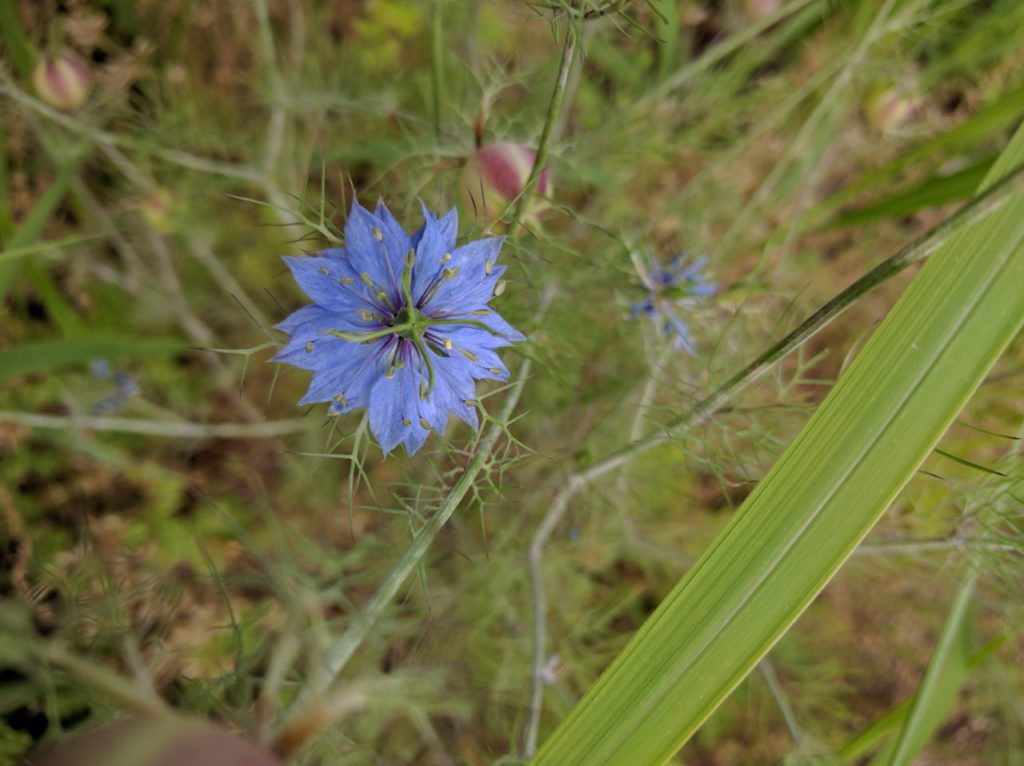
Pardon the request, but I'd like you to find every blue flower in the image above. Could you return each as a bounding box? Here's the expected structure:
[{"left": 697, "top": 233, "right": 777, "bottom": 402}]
[
  {"left": 630, "top": 253, "right": 716, "bottom": 354},
  {"left": 274, "top": 200, "right": 525, "bottom": 455}
]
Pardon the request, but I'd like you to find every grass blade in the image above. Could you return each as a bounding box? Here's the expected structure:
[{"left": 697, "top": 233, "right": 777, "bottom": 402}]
[
  {"left": 884, "top": 575, "right": 976, "bottom": 766},
  {"left": 529, "top": 125, "right": 1024, "bottom": 766}
]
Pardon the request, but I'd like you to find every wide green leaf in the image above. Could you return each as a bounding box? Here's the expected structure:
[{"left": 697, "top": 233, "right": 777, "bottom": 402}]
[{"left": 530, "top": 124, "right": 1024, "bottom": 765}]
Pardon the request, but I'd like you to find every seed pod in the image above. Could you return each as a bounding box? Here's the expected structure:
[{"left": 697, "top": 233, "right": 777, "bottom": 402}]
[
  {"left": 461, "top": 141, "right": 551, "bottom": 222},
  {"left": 32, "top": 718, "right": 281, "bottom": 766},
  {"left": 32, "top": 52, "right": 91, "bottom": 111}
]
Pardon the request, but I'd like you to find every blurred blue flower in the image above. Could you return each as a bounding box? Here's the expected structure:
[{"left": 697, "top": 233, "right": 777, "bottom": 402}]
[
  {"left": 90, "top": 360, "right": 139, "bottom": 414},
  {"left": 274, "top": 200, "right": 525, "bottom": 455},
  {"left": 630, "top": 253, "right": 716, "bottom": 354}
]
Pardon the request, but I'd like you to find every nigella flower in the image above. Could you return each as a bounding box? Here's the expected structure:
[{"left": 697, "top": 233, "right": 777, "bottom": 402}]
[
  {"left": 274, "top": 200, "right": 525, "bottom": 455},
  {"left": 630, "top": 252, "right": 716, "bottom": 354}
]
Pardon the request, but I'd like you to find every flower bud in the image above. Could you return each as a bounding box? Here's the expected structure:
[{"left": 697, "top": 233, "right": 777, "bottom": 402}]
[
  {"left": 139, "top": 189, "right": 175, "bottom": 233},
  {"left": 32, "top": 718, "right": 281, "bottom": 766},
  {"left": 32, "top": 52, "right": 91, "bottom": 111},
  {"left": 738, "top": 0, "right": 779, "bottom": 20},
  {"left": 461, "top": 142, "right": 551, "bottom": 222},
  {"left": 864, "top": 82, "right": 917, "bottom": 134}
]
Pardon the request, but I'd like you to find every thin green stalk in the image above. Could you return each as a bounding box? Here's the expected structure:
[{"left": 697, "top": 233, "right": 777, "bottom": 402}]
[
  {"left": 0, "top": 411, "right": 309, "bottom": 439},
  {"left": 509, "top": 16, "right": 578, "bottom": 226},
  {"left": 431, "top": 0, "right": 444, "bottom": 142},
  {"left": 272, "top": 354, "right": 535, "bottom": 759},
  {"left": 36, "top": 643, "right": 171, "bottom": 719}
]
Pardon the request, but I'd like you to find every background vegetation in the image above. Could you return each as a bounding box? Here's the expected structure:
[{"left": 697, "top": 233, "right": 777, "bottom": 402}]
[{"left": 1, "top": 0, "right": 1022, "bottom": 764}]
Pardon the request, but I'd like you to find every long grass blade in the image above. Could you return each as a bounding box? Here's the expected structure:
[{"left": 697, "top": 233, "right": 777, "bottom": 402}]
[{"left": 529, "top": 124, "right": 1024, "bottom": 766}]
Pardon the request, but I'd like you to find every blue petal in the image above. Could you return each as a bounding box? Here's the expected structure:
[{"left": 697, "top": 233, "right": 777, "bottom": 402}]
[
  {"left": 282, "top": 256, "right": 363, "bottom": 313},
  {"left": 419, "top": 350, "right": 479, "bottom": 432},
  {"left": 275, "top": 304, "right": 360, "bottom": 335},
  {"left": 476, "top": 309, "right": 525, "bottom": 344},
  {"left": 367, "top": 362, "right": 431, "bottom": 455},
  {"left": 345, "top": 202, "right": 405, "bottom": 301},
  {"left": 418, "top": 237, "right": 505, "bottom": 313},
  {"left": 411, "top": 207, "right": 452, "bottom": 301},
  {"left": 298, "top": 340, "right": 385, "bottom": 408}
]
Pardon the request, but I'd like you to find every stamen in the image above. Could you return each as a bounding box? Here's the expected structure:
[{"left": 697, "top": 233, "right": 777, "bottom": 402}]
[
  {"left": 443, "top": 267, "right": 460, "bottom": 281},
  {"left": 485, "top": 259, "right": 493, "bottom": 275},
  {"left": 419, "top": 418, "right": 431, "bottom": 430},
  {"left": 334, "top": 393, "right": 349, "bottom": 407},
  {"left": 340, "top": 276, "right": 355, "bottom": 285},
  {"left": 371, "top": 226, "right": 383, "bottom": 241},
  {"left": 493, "top": 280, "right": 507, "bottom": 296},
  {"left": 305, "top": 341, "right": 314, "bottom": 353},
  {"left": 360, "top": 272, "right": 374, "bottom": 286},
  {"left": 402, "top": 418, "right": 412, "bottom": 427},
  {"left": 461, "top": 348, "right": 477, "bottom": 362},
  {"left": 488, "top": 367, "right": 502, "bottom": 375},
  {"left": 385, "top": 366, "right": 396, "bottom": 379},
  {"left": 464, "top": 399, "right": 477, "bottom": 406},
  {"left": 319, "top": 266, "right": 330, "bottom": 275},
  {"left": 394, "top": 357, "right": 405, "bottom": 369},
  {"left": 443, "top": 338, "right": 453, "bottom": 351},
  {"left": 441, "top": 252, "right": 452, "bottom": 263}
]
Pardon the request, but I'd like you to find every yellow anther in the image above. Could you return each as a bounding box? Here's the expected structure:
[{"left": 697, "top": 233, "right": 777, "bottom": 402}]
[
  {"left": 485, "top": 259, "right": 493, "bottom": 275},
  {"left": 360, "top": 272, "right": 374, "bottom": 286},
  {"left": 443, "top": 338, "right": 453, "bottom": 351},
  {"left": 419, "top": 418, "right": 431, "bottom": 430},
  {"left": 402, "top": 418, "right": 412, "bottom": 426},
  {"left": 385, "top": 367, "right": 396, "bottom": 379},
  {"left": 305, "top": 341, "right": 314, "bottom": 353},
  {"left": 461, "top": 349, "right": 477, "bottom": 362},
  {"left": 493, "top": 280, "right": 507, "bottom": 296},
  {"left": 372, "top": 226, "right": 383, "bottom": 241},
  {"left": 340, "top": 277, "right": 355, "bottom": 285},
  {"left": 441, "top": 252, "right": 452, "bottom": 263},
  {"left": 319, "top": 267, "right": 330, "bottom": 275}
]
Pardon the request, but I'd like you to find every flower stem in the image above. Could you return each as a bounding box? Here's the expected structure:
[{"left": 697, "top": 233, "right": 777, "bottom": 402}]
[
  {"left": 508, "top": 13, "right": 579, "bottom": 228},
  {"left": 272, "top": 352, "right": 537, "bottom": 758}
]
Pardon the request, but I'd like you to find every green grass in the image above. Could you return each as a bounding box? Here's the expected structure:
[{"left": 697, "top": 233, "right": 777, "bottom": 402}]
[{"left": 1, "top": 1, "right": 1023, "bottom": 765}]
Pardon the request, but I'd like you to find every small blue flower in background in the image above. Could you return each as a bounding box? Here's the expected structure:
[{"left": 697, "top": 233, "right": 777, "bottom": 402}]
[
  {"left": 630, "top": 252, "right": 716, "bottom": 354},
  {"left": 274, "top": 200, "right": 525, "bottom": 455},
  {"left": 89, "top": 358, "right": 140, "bottom": 414}
]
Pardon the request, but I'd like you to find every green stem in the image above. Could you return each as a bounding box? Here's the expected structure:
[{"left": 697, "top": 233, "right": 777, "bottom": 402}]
[
  {"left": 430, "top": 0, "right": 444, "bottom": 142},
  {"left": 36, "top": 643, "right": 171, "bottom": 719},
  {"left": 272, "top": 354, "right": 536, "bottom": 758},
  {"left": 508, "top": 15, "right": 579, "bottom": 227}
]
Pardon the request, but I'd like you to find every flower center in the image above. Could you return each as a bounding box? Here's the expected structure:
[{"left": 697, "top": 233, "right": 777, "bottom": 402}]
[{"left": 392, "top": 305, "right": 429, "bottom": 340}]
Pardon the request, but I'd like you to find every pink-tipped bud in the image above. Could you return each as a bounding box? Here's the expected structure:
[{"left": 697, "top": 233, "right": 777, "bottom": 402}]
[
  {"left": 32, "top": 719, "right": 282, "bottom": 766},
  {"left": 461, "top": 142, "right": 551, "bottom": 222},
  {"left": 739, "top": 0, "right": 779, "bottom": 20},
  {"left": 32, "top": 52, "right": 91, "bottom": 111},
  {"left": 864, "top": 82, "right": 917, "bottom": 134}
]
